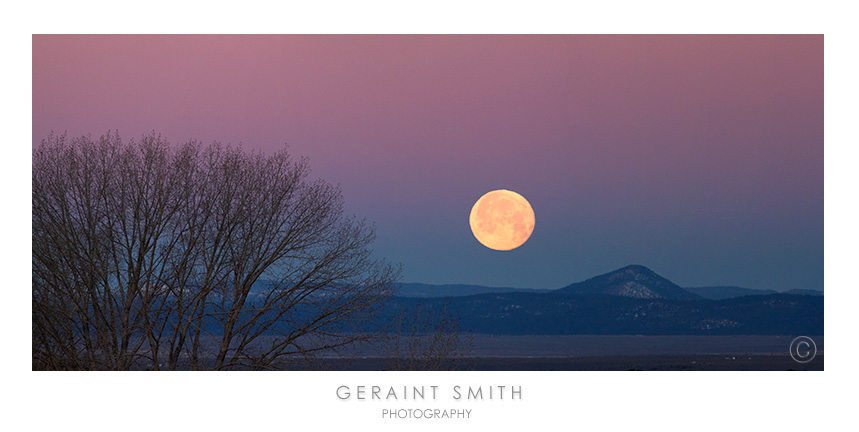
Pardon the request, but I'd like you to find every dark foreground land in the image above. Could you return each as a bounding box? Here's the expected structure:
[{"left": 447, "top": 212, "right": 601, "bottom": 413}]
[
  {"left": 82, "top": 335, "right": 822, "bottom": 370},
  {"left": 300, "top": 354, "right": 823, "bottom": 371},
  {"left": 282, "top": 335, "right": 824, "bottom": 371}
]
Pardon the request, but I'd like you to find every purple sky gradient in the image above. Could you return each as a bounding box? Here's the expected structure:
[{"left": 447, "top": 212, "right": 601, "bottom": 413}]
[{"left": 32, "top": 35, "right": 822, "bottom": 290}]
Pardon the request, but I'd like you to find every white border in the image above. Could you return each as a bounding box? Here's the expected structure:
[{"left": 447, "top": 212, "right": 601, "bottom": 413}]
[{"left": 6, "top": 1, "right": 853, "bottom": 430}]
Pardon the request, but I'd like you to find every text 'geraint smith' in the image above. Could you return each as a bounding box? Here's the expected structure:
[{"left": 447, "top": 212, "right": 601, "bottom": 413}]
[{"left": 336, "top": 385, "right": 522, "bottom": 400}]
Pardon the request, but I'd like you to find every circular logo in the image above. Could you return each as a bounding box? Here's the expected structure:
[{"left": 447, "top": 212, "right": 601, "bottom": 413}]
[{"left": 789, "top": 336, "right": 817, "bottom": 364}]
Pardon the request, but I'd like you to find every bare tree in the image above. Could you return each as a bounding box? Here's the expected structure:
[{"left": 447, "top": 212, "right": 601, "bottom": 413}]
[
  {"left": 33, "top": 132, "right": 399, "bottom": 370},
  {"left": 386, "top": 300, "right": 471, "bottom": 371}
]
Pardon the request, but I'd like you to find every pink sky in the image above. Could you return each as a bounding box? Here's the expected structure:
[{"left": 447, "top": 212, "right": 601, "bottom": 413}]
[{"left": 32, "top": 35, "right": 822, "bottom": 290}]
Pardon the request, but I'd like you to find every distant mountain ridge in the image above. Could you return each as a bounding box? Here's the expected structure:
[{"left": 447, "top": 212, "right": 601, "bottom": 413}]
[
  {"left": 376, "top": 265, "right": 823, "bottom": 336},
  {"left": 557, "top": 265, "right": 702, "bottom": 300},
  {"left": 394, "top": 283, "right": 549, "bottom": 298},
  {"left": 685, "top": 287, "right": 822, "bottom": 299},
  {"left": 782, "top": 289, "right": 824, "bottom": 296},
  {"left": 394, "top": 266, "right": 822, "bottom": 300},
  {"left": 685, "top": 286, "right": 778, "bottom": 300}
]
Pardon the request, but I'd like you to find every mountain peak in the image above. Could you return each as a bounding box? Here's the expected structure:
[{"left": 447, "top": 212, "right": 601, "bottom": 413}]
[
  {"left": 619, "top": 264, "right": 652, "bottom": 271},
  {"left": 559, "top": 265, "right": 702, "bottom": 300},
  {"left": 615, "top": 264, "right": 659, "bottom": 276}
]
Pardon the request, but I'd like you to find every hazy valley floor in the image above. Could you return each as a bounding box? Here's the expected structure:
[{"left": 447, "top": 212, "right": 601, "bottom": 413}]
[
  {"left": 301, "top": 354, "right": 823, "bottom": 371},
  {"left": 465, "top": 334, "right": 823, "bottom": 356},
  {"left": 111, "top": 335, "right": 823, "bottom": 370},
  {"left": 288, "top": 334, "right": 824, "bottom": 371}
]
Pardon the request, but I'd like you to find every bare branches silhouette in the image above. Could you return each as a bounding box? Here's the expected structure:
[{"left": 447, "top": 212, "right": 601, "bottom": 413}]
[
  {"left": 33, "top": 132, "right": 399, "bottom": 370},
  {"left": 386, "top": 301, "right": 471, "bottom": 371}
]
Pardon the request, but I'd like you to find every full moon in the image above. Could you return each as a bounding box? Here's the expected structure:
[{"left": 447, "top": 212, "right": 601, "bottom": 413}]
[{"left": 469, "top": 189, "right": 535, "bottom": 251}]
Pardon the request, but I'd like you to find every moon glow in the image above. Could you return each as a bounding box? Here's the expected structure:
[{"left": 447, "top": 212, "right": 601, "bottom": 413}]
[{"left": 469, "top": 189, "right": 535, "bottom": 251}]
